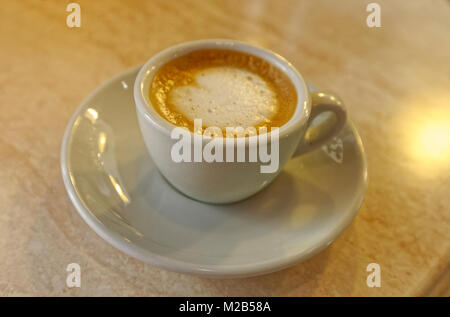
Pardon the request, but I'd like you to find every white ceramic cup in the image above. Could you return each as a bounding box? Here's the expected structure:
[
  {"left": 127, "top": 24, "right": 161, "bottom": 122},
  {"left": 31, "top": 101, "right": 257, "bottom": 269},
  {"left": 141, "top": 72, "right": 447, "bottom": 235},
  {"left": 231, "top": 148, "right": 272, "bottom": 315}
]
[{"left": 134, "top": 39, "right": 346, "bottom": 204}]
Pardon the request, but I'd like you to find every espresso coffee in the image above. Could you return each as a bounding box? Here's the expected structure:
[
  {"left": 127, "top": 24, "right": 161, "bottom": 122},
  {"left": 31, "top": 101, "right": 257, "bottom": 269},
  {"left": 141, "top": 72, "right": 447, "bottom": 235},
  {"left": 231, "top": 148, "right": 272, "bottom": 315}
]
[{"left": 149, "top": 49, "right": 297, "bottom": 134}]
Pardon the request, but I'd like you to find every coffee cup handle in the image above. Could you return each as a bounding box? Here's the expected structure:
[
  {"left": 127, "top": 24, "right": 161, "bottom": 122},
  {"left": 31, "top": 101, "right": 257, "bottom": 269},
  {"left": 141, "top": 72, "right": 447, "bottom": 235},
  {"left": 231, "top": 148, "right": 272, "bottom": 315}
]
[{"left": 293, "top": 91, "right": 347, "bottom": 157}]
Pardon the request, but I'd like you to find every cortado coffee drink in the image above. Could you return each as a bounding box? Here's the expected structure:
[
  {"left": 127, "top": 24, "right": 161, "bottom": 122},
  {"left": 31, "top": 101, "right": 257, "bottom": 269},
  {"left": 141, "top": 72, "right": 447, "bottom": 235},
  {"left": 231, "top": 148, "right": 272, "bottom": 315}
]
[{"left": 149, "top": 49, "right": 297, "bottom": 136}]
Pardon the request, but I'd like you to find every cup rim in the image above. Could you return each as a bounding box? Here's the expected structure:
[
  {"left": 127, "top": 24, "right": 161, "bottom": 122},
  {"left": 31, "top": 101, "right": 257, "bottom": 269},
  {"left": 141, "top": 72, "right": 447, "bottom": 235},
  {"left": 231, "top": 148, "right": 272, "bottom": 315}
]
[{"left": 134, "top": 39, "right": 311, "bottom": 142}]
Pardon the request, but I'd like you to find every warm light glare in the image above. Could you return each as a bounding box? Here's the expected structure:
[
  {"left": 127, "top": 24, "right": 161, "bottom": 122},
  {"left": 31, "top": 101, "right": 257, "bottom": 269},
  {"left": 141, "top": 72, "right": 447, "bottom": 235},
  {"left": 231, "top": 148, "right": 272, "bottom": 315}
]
[
  {"left": 85, "top": 108, "right": 98, "bottom": 123},
  {"left": 416, "top": 121, "right": 450, "bottom": 160},
  {"left": 108, "top": 175, "right": 130, "bottom": 204},
  {"left": 98, "top": 132, "right": 107, "bottom": 154},
  {"left": 398, "top": 92, "right": 450, "bottom": 173}
]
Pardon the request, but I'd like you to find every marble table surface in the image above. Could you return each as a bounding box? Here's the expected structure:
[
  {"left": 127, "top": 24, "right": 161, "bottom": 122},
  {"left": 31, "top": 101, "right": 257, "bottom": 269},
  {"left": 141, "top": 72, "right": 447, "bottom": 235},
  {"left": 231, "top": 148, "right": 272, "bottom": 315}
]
[{"left": 0, "top": 0, "right": 448, "bottom": 296}]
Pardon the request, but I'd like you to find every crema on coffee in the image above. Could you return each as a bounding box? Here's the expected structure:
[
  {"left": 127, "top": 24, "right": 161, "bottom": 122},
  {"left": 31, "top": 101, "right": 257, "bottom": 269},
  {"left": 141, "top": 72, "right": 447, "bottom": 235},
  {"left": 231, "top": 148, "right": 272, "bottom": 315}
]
[{"left": 149, "top": 49, "right": 297, "bottom": 135}]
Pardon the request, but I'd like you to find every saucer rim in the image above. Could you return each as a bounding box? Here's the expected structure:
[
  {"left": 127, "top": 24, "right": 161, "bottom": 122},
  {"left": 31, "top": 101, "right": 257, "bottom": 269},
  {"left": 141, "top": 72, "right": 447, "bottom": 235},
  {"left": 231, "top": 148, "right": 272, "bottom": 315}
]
[{"left": 60, "top": 66, "right": 368, "bottom": 278}]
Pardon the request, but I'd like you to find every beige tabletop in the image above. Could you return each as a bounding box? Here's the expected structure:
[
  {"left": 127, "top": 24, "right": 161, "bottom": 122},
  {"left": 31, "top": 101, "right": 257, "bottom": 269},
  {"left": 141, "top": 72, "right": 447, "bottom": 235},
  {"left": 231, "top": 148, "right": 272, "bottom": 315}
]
[{"left": 0, "top": 0, "right": 449, "bottom": 296}]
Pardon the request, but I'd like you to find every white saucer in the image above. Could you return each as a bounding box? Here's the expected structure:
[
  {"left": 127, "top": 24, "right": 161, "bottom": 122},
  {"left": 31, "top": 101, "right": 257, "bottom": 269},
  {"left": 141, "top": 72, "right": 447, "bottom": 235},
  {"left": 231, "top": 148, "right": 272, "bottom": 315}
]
[{"left": 61, "top": 66, "right": 367, "bottom": 278}]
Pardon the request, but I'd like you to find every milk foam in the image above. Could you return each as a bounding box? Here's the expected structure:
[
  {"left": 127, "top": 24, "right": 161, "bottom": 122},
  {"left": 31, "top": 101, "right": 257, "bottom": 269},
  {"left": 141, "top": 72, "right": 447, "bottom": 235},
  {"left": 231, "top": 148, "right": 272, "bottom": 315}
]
[{"left": 168, "top": 67, "right": 278, "bottom": 128}]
